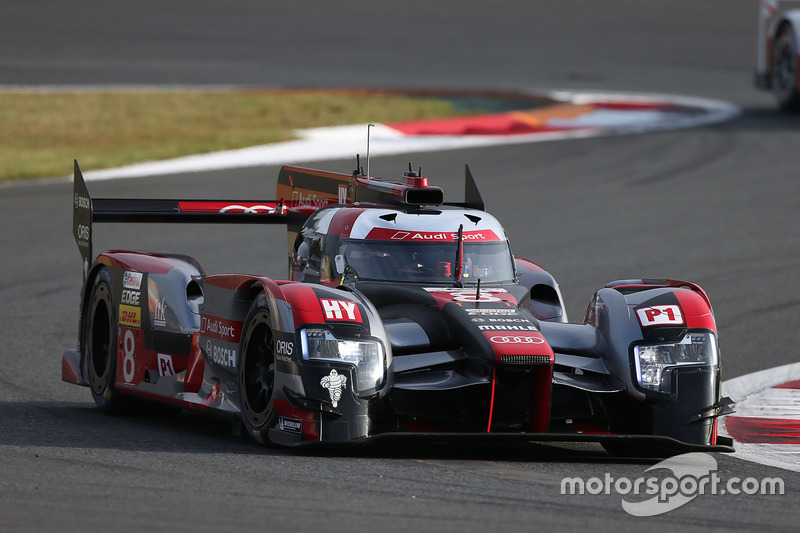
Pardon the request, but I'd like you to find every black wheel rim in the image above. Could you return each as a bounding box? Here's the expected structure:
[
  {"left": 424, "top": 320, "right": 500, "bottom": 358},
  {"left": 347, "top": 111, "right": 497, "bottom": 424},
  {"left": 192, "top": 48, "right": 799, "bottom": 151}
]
[{"left": 241, "top": 311, "right": 275, "bottom": 428}]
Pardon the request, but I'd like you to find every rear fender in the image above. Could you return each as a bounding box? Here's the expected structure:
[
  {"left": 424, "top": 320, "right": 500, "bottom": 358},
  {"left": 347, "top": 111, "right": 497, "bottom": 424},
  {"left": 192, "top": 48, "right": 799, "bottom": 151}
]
[{"left": 95, "top": 251, "right": 205, "bottom": 335}]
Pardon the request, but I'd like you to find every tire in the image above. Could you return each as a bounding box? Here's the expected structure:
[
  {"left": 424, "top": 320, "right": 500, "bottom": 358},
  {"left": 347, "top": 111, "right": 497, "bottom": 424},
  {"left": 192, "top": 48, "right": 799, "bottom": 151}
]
[
  {"left": 238, "top": 293, "right": 277, "bottom": 443},
  {"left": 86, "top": 268, "right": 126, "bottom": 413},
  {"left": 772, "top": 27, "right": 800, "bottom": 111}
]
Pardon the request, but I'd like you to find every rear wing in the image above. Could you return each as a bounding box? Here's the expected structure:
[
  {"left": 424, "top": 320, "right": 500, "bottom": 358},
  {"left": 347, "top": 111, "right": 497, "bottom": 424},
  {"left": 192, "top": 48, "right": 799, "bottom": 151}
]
[
  {"left": 73, "top": 160, "right": 290, "bottom": 281},
  {"left": 73, "top": 159, "right": 485, "bottom": 280}
]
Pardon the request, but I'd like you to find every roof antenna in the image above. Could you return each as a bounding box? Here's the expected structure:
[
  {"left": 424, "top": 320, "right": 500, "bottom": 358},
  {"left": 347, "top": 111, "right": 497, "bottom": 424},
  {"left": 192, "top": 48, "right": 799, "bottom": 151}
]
[{"left": 366, "top": 123, "right": 375, "bottom": 178}]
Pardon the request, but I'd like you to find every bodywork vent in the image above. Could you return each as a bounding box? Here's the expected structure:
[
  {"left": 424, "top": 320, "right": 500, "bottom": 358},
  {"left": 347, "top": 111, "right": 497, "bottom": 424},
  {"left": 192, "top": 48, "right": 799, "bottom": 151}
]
[{"left": 499, "top": 354, "right": 552, "bottom": 366}]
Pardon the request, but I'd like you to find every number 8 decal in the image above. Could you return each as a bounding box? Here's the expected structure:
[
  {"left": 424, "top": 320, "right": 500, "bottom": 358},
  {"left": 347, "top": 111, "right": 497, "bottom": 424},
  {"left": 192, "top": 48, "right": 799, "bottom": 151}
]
[{"left": 123, "top": 329, "right": 135, "bottom": 382}]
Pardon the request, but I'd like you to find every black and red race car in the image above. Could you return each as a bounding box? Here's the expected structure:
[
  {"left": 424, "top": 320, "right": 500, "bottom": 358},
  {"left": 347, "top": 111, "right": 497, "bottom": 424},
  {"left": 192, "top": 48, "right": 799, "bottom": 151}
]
[{"left": 62, "top": 159, "right": 734, "bottom": 454}]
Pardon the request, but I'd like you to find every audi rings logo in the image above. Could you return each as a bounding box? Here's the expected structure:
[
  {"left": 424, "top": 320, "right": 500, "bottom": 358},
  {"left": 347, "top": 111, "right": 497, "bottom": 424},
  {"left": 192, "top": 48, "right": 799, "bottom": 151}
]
[
  {"left": 490, "top": 335, "right": 544, "bottom": 344},
  {"left": 219, "top": 204, "right": 275, "bottom": 214}
]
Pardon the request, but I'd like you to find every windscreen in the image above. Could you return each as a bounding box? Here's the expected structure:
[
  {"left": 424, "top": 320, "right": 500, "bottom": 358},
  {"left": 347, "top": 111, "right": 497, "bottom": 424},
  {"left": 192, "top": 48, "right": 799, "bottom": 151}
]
[{"left": 338, "top": 240, "right": 515, "bottom": 284}]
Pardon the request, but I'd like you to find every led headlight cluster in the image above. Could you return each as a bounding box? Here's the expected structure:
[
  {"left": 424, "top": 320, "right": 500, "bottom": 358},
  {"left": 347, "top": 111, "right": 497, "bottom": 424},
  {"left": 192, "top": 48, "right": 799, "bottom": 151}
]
[
  {"left": 634, "top": 332, "right": 718, "bottom": 393},
  {"left": 300, "top": 328, "right": 385, "bottom": 393}
]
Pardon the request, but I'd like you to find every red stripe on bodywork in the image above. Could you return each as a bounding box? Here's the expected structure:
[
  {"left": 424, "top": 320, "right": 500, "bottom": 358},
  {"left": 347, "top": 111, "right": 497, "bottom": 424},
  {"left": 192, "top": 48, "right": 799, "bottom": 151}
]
[
  {"left": 514, "top": 256, "right": 546, "bottom": 273},
  {"left": 726, "top": 416, "right": 800, "bottom": 444},
  {"left": 328, "top": 208, "right": 367, "bottom": 239},
  {"left": 202, "top": 275, "right": 288, "bottom": 303},
  {"left": 280, "top": 284, "right": 325, "bottom": 325},
  {"left": 97, "top": 251, "right": 196, "bottom": 275},
  {"left": 487, "top": 367, "right": 496, "bottom": 432},
  {"left": 673, "top": 289, "right": 716, "bottom": 332}
]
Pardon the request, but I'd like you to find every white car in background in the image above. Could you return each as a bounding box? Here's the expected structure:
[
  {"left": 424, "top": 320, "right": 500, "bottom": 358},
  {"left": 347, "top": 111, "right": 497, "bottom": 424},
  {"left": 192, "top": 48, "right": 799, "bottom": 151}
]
[{"left": 756, "top": 0, "right": 800, "bottom": 109}]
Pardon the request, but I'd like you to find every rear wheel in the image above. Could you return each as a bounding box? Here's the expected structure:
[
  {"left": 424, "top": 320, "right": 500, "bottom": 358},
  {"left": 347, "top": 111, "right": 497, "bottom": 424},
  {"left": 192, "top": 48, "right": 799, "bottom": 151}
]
[
  {"left": 772, "top": 27, "right": 800, "bottom": 111},
  {"left": 238, "top": 293, "right": 277, "bottom": 443},
  {"left": 86, "top": 268, "right": 126, "bottom": 412}
]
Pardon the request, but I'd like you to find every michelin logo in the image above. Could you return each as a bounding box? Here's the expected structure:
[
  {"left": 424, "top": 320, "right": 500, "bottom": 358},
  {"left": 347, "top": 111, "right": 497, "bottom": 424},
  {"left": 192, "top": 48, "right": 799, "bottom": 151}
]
[{"left": 278, "top": 417, "right": 302, "bottom": 434}]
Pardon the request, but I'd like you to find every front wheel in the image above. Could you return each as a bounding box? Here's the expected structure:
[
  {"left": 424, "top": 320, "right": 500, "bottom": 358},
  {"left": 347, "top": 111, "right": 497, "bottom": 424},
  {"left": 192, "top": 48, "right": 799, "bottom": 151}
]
[
  {"left": 238, "top": 293, "right": 277, "bottom": 443},
  {"left": 772, "top": 27, "right": 800, "bottom": 111}
]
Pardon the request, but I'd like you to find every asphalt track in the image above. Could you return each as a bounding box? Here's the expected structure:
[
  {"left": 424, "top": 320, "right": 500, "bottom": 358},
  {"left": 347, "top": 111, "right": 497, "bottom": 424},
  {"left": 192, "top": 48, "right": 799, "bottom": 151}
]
[{"left": 1, "top": 1, "right": 799, "bottom": 531}]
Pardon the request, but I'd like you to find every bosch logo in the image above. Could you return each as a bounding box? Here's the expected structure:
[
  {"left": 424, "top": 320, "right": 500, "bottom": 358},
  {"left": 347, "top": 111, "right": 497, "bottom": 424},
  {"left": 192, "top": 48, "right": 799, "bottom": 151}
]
[
  {"left": 489, "top": 336, "right": 545, "bottom": 345},
  {"left": 74, "top": 194, "right": 90, "bottom": 210}
]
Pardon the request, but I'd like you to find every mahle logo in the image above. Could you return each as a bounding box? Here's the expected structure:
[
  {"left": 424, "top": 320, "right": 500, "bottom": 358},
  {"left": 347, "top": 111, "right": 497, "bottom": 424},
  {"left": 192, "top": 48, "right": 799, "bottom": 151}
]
[{"left": 561, "top": 452, "right": 784, "bottom": 516}]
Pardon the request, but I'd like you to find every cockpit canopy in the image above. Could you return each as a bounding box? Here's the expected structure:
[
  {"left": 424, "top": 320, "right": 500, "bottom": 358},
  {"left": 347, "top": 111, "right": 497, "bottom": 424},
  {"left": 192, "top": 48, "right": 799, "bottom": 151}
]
[
  {"left": 291, "top": 205, "right": 516, "bottom": 286},
  {"left": 339, "top": 240, "right": 514, "bottom": 283}
]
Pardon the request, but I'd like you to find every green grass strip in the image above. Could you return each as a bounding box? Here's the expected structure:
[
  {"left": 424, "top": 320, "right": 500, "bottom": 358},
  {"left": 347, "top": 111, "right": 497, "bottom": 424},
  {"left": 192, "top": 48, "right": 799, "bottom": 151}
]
[{"left": 0, "top": 89, "right": 470, "bottom": 182}]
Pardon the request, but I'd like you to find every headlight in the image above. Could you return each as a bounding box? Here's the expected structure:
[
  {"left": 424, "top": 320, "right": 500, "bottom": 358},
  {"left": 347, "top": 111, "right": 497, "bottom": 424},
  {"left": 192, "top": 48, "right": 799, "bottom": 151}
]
[
  {"left": 300, "top": 328, "right": 385, "bottom": 393},
  {"left": 634, "top": 332, "right": 718, "bottom": 393}
]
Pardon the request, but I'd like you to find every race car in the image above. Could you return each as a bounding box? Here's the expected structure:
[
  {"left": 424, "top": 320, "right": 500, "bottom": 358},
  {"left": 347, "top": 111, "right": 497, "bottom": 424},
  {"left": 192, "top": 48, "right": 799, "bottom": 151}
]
[
  {"left": 756, "top": 0, "right": 800, "bottom": 110},
  {"left": 62, "top": 159, "right": 734, "bottom": 455}
]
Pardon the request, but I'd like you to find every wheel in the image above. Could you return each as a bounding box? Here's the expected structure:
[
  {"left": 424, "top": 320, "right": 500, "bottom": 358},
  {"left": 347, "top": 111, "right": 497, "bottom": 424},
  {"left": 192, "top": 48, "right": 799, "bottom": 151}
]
[
  {"left": 85, "top": 268, "right": 126, "bottom": 412},
  {"left": 772, "top": 26, "right": 800, "bottom": 111},
  {"left": 238, "top": 293, "right": 277, "bottom": 443}
]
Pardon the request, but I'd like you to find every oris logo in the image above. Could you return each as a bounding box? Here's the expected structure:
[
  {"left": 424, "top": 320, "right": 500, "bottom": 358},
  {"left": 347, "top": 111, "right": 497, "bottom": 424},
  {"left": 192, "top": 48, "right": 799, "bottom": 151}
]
[
  {"left": 490, "top": 335, "right": 545, "bottom": 345},
  {"left": 77, "top": 224, "right": 90, "bottom": 241},
  {"left": 275, "top": 340, "right": 293, "bottom": 356}
]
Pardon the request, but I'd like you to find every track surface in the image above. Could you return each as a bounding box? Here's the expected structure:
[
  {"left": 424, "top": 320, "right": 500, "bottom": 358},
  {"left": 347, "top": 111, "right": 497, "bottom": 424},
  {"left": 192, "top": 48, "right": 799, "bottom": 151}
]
[{"left": 1, "top": 1, "right": 799, "bottom": 531}]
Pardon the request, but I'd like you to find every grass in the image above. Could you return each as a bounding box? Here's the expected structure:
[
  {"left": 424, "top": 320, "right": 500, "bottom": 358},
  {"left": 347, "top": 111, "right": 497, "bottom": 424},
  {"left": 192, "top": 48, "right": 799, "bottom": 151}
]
[{"left": 0, "top": 89, "right": 472, "bottom": 182}]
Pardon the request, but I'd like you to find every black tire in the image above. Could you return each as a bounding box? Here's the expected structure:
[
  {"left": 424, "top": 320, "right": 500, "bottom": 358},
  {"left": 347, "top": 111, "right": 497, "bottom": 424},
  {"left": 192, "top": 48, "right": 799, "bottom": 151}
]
[
  {"left": 772, "top": 27, "right": 800, "bottom": 111},
  {"left": 238, "top": 293, "right": 277, "bottom": 443},
  {"left": 86, "top": 268, "right": 126, "bottom": 413}
]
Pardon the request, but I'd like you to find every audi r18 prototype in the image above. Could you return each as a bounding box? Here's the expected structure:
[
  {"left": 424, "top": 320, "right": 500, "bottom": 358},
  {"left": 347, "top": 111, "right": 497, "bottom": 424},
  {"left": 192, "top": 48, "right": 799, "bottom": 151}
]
[{"left": 62, "top": 159, "right": 734, "bottom": 455}]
